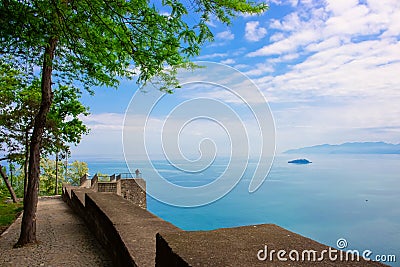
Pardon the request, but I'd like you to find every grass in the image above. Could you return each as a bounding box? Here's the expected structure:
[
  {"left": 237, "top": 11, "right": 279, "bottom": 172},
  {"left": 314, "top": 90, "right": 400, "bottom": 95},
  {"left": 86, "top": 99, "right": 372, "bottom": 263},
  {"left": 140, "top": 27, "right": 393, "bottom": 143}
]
[{"left": 0, "top": 193, "right": 23, "bottom": 234}]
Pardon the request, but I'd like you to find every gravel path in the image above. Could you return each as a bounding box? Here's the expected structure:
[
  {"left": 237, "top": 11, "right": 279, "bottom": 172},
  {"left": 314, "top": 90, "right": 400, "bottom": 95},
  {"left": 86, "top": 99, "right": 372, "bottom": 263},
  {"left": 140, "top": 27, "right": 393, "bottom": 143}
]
[{"left": 0, "top": 196, "right": 112, "bottom": 267}]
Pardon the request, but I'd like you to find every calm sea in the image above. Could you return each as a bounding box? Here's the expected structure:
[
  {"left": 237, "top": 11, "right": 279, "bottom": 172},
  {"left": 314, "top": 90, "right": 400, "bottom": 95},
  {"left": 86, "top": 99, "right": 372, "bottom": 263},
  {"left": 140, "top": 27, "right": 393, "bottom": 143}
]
[{"left": 85, "top": 154, "right": 400, "bottom": 266}]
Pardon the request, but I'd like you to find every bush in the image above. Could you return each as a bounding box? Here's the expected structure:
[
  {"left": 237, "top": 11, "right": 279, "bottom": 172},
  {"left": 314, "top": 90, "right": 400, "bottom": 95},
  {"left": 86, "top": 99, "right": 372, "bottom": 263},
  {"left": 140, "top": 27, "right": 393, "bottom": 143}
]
[{"left": 0, "top": 192, "right": 23, "bottom": 228}]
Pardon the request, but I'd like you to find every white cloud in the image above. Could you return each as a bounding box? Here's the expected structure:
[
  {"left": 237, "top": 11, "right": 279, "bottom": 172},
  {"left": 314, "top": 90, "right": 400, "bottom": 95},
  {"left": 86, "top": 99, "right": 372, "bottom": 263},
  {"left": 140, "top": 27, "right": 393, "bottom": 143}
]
[
  {"left": 220, "top": 58, "right": 235, "bottom": 65},
  {"left": 71, "top": 113, "right": 125, "bottom": 158},
  {"left": 81, "top": 113, "right": 124, "bottom": 130},
  {"left": 243, "top": 0, "right": 400, "bottom": 150},
  {"left": 262, "top": 38, "right": 400, "bottom": 97},
  {"left": 304, "top": 36, "right": 341, "bottom": 52},
  {"left": 160, "top": 11, "right": 171, "bottom": 17},
  {"left": 269, "top": 53, "right": 299, "bottom": 63},
  {"left": 233, "top": 64, "right": 249, "bottom": 70},
  {"left": 248, "top": 29, "right": 318, "bottom": 56},
  {"left": 272, "top": 95, "right": 400, "bottom": 152},
  {"left": 175, "top": 65, "right": 271, "bottom": 106},
  {"left": 268, "top": 0, "right": 298, "bottom": 7},
  {"left": 248, "top": 0, "right": 400, "bottom": 59},
  {"left": 325, "top": 0, "right": 359, "bottom": 15},
  {"left": 269, "top": 32, "right": 286, "bottom": 42},
  {"left": 74, "top": 1, "right": 400, "bottom": 157},
  {"left": 244, "top": 63, "right": 274, "bottom": 77},
  {"left": 196, "top": 53, "right": 228, "bottom": 60},
  {"left": 231, "top": 47, "right": 247, "bottom": 56},
  {"left": 248, "top": 0, "right": 400, "bottom": 90},
  {"left": 245, "top": 21, "right": 267, "bottom": 42},
  {"left": 216, "top": 30, "right": 235, "bottom": 41}
]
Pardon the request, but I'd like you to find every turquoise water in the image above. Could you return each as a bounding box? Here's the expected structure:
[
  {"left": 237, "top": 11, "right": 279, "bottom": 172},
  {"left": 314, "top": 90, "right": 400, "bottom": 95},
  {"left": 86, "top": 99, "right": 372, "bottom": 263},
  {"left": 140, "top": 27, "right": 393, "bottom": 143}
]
[{"left": 85, "top": 154, "right": 400, "bottom": 266}]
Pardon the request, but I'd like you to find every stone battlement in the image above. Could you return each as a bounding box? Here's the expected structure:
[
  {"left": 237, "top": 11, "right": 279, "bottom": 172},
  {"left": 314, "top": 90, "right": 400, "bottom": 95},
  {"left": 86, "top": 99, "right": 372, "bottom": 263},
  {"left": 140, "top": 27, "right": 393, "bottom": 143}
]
[
  {"left": 62, "top": 174, "right": 387, "bottom": 266},
  {"left": 80, "top": 172, "right": 146, "bottom": 209}
]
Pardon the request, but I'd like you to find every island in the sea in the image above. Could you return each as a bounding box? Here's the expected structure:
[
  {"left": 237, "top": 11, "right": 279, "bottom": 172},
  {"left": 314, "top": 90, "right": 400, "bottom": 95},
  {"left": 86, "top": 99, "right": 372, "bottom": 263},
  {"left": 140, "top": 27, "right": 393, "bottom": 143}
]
[
  {"left": 284, "top": 141, "right": 400, "bottom": 154},
  {"left": 288, "top": 159, "right": 312, "bottom": 164}
]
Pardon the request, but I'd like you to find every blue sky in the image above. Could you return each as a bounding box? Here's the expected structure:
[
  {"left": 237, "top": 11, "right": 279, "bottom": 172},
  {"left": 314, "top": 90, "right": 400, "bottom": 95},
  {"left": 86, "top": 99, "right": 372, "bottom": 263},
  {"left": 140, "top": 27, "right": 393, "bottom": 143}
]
[{"left": 71, "top": 0, "right": 400, "bottom": 159}]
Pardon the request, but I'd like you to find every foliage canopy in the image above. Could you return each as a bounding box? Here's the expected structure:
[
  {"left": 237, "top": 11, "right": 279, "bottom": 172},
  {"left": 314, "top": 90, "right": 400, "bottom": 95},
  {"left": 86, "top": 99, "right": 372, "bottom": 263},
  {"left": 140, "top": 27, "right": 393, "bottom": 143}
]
[
  {"left": 0, "top": 0, "right": 268, "bottom": 246},
  {"left": 0, "top": 0, "right": 267, "bottom": 91},
  {"left": 0, "top": 60, "right": 89, "bottom": 162}
]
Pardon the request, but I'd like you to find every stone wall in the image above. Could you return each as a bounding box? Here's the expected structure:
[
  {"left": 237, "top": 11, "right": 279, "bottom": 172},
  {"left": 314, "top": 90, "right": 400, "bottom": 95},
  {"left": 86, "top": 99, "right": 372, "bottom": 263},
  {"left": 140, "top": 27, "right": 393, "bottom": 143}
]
[
  {"left": 91, "top": 174, "right": 98, "bottom": 191},
  {"left": 84, "top": 193, "right": 136, "bottom": 267},
  {"left": 97, "top": 182, "right": 117, "bottom": 193},
  {"left": 62, "top": 185, "right": 180, "bottom": 266},
  {"left": 84, "top": 174, "right": 146, "bottom": 209},
  {"left": 156, "top": 226, "right": 390, "bottom": 266},
  {"left": 120, "top": 179, "right": 146, "bottom": 209},
  {"left": 63, "top": 180, "right": 387, "bottom": 267}
]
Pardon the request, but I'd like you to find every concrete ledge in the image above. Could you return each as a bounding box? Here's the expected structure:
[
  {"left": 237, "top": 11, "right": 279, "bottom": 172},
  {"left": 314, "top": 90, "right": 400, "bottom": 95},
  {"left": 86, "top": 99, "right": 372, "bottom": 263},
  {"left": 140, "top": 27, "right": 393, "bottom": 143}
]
[{"left": 156, "top": 224, "right": 387, "bottom": 266}]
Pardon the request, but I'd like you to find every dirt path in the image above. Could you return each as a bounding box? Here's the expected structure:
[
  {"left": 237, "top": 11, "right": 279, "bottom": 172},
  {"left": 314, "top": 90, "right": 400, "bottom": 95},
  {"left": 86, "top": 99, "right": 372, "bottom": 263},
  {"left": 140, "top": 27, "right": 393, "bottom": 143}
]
[{"left": 0, "top": 196, "right": 112, "bottom": 266}]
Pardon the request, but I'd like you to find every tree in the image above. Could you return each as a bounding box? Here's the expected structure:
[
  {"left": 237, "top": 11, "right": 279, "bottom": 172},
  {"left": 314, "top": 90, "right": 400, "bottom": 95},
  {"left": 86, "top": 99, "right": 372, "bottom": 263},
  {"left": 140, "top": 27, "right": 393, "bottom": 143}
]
[
  {"left": 39, "top": 159, "right": 88, "bottom": 195},
  {"left": 0, "top": 61, "right": 42, "bottom": 198},
  {"left": 0, "top": 165, "right": 18, "bottom": 203},
  {"left": 0, "top": 60, "right": 39, "bottom": 165},
  {"left": 44, "top": 85, "right": 89, "bottom": 194},
  {"left": 67, "top": 160, "right": 89, "bottom": 186},
  {"left": 0, "top": 61, "right": 89, "bottom": 198},
  {"left": 1, "top": 0, "right": 268, "bottom": 246},
  {"left": 0, "top": 164, "right": 26, "bottom": 198},
  {"left": 39, "top": 158, "right": 64, "bottom": 195}
]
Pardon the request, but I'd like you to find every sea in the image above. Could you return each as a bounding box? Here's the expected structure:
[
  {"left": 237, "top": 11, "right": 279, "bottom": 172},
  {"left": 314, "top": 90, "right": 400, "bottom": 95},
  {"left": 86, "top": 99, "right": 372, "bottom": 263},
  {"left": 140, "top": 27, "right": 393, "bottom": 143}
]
[{"left": 85, "top": 154, "right": 400, "bottom": 266}]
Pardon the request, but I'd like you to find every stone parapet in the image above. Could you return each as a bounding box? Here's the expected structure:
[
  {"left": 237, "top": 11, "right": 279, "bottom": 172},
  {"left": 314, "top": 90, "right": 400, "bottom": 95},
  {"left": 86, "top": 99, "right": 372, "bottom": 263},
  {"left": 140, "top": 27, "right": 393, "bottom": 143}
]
[
  {"left": 62, "top": 185, "right": 180, "bottom": 266},
  {"left": 156, "top": 224, "right": 387, "bottom": 266}
]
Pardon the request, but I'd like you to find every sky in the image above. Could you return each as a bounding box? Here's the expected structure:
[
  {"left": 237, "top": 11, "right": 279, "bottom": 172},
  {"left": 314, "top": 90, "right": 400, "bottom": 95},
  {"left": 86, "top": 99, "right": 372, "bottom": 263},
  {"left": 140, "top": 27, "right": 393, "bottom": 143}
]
[{"left": 71, "top": 0, "right": 400, "bottom": 160}]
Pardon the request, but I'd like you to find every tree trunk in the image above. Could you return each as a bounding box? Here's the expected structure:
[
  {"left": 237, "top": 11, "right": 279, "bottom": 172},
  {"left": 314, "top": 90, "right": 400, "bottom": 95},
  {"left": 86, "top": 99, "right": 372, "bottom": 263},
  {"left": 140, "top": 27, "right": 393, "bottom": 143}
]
[
  {"left": 9, "top": 162, "right": 13, "bottom": 187},
  {"left": 65, "top": 150, "right": 68, "bottom": 181},
  {"left": 15, "top": 37, "right": 58, "bottom": 247},
  {"left": 23, "top": 129, "right": 29, "bottom": 199},
  {"left": 0, "top": 165, "right": 18, "bottom": 203},
  {"left": 55, "top": 152, "right": 58, "bottom": 195}
]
